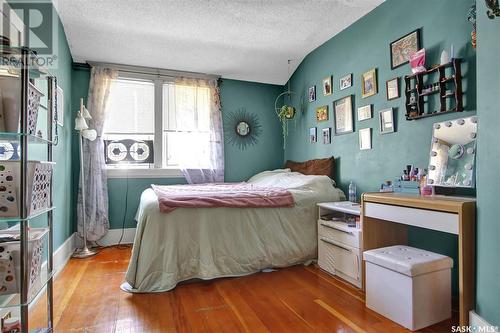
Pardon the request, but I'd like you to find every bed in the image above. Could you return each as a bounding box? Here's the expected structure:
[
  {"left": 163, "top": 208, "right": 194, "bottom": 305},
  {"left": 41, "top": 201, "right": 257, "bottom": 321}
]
[{"left": 123, "top": 168, "right": 345, "bottom": 293}]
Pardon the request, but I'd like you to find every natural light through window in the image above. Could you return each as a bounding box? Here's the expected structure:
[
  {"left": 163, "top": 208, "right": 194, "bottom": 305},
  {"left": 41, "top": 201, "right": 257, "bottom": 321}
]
[{"left": 103, "top": 77, "right": 213, "bottom": 173}]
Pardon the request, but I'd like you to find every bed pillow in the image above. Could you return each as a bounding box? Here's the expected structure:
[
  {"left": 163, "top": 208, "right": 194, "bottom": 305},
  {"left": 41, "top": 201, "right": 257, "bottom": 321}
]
[{"left": 284, "top": 157, "right": 335, "bottom": 178}]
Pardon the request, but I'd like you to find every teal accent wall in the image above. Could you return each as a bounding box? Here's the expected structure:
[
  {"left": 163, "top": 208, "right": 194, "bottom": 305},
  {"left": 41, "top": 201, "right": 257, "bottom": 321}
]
[
  {"left": 71, "top": 74, "right": 284, "bottom": 229},
  {"left": 284, "top": 0, "right": 476, "bottom": 295},
  {"left": 220, "top": 79, "right": 284, "bottom": 182},
  {"left": 51, "top": 9, "right": 75, "bottom": 249},
  {"left": 475, "top": 0, "right": 500, "bottom": 326}
]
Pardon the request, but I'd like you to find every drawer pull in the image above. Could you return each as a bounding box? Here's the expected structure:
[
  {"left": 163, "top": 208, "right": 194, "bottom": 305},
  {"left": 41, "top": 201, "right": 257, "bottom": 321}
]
[
  {"left": 320, "top": 223, "right": 354, "bottom": 235},
  {"left": 320, "top": 238, "right": 352, "bottom": 252}
]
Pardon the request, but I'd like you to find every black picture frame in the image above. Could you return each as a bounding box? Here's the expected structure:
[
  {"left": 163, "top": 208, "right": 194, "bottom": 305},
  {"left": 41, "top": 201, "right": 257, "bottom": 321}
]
[{"left": 390, "top": 29, "right": 421, "bottom": 70}]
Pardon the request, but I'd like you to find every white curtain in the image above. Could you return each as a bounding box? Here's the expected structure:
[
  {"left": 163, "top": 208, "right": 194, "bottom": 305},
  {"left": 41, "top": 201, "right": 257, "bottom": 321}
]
[
  {"left": 172, "top": 78, "right": 224, "bottom": 183},
  {"left": 77, "top": 67, "right": 118, "bottom": 241}
]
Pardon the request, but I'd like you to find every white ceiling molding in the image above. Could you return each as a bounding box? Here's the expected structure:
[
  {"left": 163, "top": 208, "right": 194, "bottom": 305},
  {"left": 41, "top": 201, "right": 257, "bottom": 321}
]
[{"left": 57, "top": 0, "right": 384, "bottom": 85}]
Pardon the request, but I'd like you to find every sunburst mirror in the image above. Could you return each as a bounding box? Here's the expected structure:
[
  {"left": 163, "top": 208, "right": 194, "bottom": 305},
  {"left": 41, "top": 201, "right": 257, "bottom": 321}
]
[{"left": 224, "top": 108, "right": 262, "bottom": 150}]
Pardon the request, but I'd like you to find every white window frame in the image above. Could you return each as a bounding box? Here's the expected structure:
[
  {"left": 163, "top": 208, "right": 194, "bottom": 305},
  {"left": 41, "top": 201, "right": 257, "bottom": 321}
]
[
  {"left": 104, "top": 73, "right": 180, "bottom": 179},
  {"left": 92, "top": 62, "right": 219, "bottom": 179}
]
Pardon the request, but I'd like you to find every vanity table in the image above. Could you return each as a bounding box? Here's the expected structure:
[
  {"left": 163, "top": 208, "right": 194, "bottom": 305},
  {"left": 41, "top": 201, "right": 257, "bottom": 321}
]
[{"left": 361, "top": 192, "right": 476, "bottom": 326}]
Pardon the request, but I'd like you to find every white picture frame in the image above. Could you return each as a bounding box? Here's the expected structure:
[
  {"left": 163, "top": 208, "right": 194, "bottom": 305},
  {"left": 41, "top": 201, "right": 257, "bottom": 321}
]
[
  {"left": 339, "top": 73, "right": 352, "bottom": 90},
  {"left": 357, "top": 105, "right": 372, "bottom": 121},
  {"left": 359, "top": 128, "right": 372, "bottom": 150},
  {"left": 322, "top": 76, "right": 332, "bottom": 96},
  {"left": 379, "top": 108, "right": 395, "bottom": 134},
  {"left": 56, "top": 85, "right": 64, "bottom": 126}
]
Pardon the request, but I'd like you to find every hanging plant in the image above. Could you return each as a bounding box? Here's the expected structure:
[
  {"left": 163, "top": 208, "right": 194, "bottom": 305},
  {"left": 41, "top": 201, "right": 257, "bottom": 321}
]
[
  {"left": 277, "top": 105, "right": 295, "bottom": 148},
  {"left": 274, "top": 60, "right": 297, "bottom": 149}
]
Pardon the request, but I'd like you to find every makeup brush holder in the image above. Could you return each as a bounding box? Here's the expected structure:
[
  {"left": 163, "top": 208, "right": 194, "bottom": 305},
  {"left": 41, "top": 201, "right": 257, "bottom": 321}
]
[{"left": 0, "top": 161, "right": 53, "bottom": 217}]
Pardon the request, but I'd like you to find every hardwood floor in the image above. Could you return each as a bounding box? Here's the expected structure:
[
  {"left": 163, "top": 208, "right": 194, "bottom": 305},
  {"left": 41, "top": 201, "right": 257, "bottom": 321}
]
[{"left": 33, "top": 247, "right": 457, "bottom": 332}]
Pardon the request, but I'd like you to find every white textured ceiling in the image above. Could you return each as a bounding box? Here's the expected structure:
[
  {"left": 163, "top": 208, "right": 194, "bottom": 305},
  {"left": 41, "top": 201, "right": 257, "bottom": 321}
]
[{"left": 56, "top": 0, "right": 384, "bottom": 85}]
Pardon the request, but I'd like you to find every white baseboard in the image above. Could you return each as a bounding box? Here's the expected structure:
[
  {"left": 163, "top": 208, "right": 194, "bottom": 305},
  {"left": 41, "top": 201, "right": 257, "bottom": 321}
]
[
  {"left": 53, "top": 233, "right": 76, "bottom": 277},
  {"left": 74, "top": 228, "right": 136, "bottom": 247},
  {"left": 469, "top": 311, "right": 499, "bottom": 332}
]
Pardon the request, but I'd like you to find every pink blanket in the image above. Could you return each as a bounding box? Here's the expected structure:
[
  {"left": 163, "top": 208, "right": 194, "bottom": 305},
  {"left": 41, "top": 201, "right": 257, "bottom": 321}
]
[{"left": 152, "top": 183, "right": 295, "bottom": 213}]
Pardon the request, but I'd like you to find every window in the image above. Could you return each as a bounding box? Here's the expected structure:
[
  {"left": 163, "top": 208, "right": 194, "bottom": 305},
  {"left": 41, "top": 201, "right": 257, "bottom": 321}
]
[
  {"left": 103, "top": 78, "right": 155, "bottom": 169},
  {"left": 103, "top": 75, "right": 214, "bottom": 177},
  {"left": 163, "top": 83, "right": 211, "bottom": 167}
]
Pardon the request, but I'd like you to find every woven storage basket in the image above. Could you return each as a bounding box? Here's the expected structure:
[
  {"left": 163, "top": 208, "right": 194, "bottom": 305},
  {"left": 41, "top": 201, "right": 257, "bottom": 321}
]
[
  {"left": 0, "top": 227, "right": 48, "bottom": 297},
  {"left": 0, "top": 77, "right": 44, "bottom": 134},
  {"left": 0, "top": 161, "right": 53, "bottom": 217}
]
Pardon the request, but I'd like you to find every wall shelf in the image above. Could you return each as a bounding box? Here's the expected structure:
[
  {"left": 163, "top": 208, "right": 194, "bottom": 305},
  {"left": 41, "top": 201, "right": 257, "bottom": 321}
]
[{"left": 404, "top": 58, "right": 463, "bottom": 121}]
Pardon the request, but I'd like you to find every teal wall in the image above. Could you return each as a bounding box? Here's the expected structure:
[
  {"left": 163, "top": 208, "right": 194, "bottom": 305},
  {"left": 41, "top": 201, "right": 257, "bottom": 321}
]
[
  {"left": 71, "top": 74, "right": 284, "bottom": 229},
  {"left": 50, "top": 8, "right": 75, "bottom": 249},
  {"left": 284, "top": 0, "right": 476, "bottom": 296},
  {"left": 475, "top": 0, "right": 500, "bottom": 326},
  {"left": 220, "top": 79, "right": 284, "bottom": 182}
]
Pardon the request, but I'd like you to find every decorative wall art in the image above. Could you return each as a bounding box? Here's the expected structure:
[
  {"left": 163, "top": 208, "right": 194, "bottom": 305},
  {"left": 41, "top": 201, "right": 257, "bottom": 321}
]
[
  {"left": 339, "top": 74, "right": 352, "bottom": 90},
  {"left": 309, "top": 127, "right": 317, "bottom": 143},
  {"left": 357, "top": 105, "right": 372, "bottom": 121},
  {"left": 224, "top": 108, "right": 263, "bottom": 150},
  {"left": 379, "top": 108, "right": 395, "bottom": 134},
  {"left": 323, "top": 76, "right": 332, "bottom": 96},
  {"left": 333, "top": 95, "right": 354, "bottom": 135},
  {"left": 308, "top": 86, "right": 316, "bottom": 102},
  {"left": 361, "top": 68, "right": 377, "bottom": 98},
  {"left": 316, "top": 105, "right": 329, "bottom": 122},
  {"left": 390, "top": 29, "right": 421, "bottom": 69},
  {"left": 386, "top": 77, "right": 400, "bottom": 100},
  {"left": 359, "top": 128, "right": 372, "bottom": 150},
  {"left": 323, "top": 128, "right": 331, "bottom": 144}
]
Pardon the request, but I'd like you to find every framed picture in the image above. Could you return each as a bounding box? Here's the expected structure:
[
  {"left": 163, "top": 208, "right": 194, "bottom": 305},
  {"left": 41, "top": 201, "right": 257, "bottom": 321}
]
[
  {"left": 379, "top": 108, "right": 395, "bottom": 134},
  {"left": 386, "top": 77, "right": 400, "bottom": 100},
  {"left": 339, "top": 74, "right": 352, "bottom": 90},
  {"left": 323, "top": 76, "right": 332, "bottom": 96},
  {"left": 323, "top": 128, "right": 331, "bottom": 144},
  {"left": 333, "top": 95, "right": 354, "bottom": 135},
  {"left": 316, "top": 105, "right": 328, "bottom": 122},
  {"left": 357, "top": 105, "right": 372, "bottom": 121},
  {"left": 361, "top": 68, "right": 377, "bottom": 98},
  {"left": 309, "top": 127, "right": 317, "bottom": 143},
  {"left": 359, "top": 128, "right": 372, "bottom": 150},
  {"left": 56, "top": 85, "right": 64, "bottom": 126},
  {"left": 390, "top": 29, "right": 421, "bottom": 69},
  {"left": 308, "top": 86, "right": 316, "bottom": 102}
]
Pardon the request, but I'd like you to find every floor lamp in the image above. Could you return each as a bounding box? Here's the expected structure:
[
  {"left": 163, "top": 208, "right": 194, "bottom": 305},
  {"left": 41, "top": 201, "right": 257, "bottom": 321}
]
[{"left": 72, "top": 98, "right": 99, "bottom": 258}]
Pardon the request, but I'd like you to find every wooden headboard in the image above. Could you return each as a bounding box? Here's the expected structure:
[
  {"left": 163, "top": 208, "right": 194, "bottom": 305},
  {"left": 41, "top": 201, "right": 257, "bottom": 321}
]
[{"left": 284, "top": 157, "right": 335, "bottom": 179}]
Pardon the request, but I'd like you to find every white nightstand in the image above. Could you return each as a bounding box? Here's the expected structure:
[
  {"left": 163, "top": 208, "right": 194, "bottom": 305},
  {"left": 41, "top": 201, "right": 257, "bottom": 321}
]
[{"left": 317, "top": 202, "right": 363, "bottom": 288}]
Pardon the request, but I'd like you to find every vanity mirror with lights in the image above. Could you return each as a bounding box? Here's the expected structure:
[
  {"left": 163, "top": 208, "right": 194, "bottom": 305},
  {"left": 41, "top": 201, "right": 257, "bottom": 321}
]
[{"left": 427, "top": 116, "right": 477, "bottom": 188}]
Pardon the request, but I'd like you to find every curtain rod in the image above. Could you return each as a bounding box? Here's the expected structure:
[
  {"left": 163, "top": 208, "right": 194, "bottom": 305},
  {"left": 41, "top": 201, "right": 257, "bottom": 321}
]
[{"left": 86, "top": 61, "right": 221, "bottom": 80}]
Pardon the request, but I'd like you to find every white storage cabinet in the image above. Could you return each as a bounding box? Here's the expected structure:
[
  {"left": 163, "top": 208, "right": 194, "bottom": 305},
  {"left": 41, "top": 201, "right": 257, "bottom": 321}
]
[{"left": 317, "top": 202, "right": 362, "bottom": 288}]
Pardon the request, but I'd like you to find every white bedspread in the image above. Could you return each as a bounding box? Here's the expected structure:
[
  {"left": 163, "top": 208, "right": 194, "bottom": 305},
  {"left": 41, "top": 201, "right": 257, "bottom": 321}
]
[{"left": 124, "top": 170, "right": 345, "bottom": 292}]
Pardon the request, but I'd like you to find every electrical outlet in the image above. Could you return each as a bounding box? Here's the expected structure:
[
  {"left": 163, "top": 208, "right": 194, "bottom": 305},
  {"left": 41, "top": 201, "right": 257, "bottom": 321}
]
[{"left": 1, "top": 311, "right": 11, "bottom": 329}]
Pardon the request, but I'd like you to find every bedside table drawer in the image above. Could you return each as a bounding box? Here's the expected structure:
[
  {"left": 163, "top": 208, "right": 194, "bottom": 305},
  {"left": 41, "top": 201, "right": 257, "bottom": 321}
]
[
  {"left": 318, "top": 237, "right": 362, "bottom": 287},
  {"left": 318, "top": 220, "right": 361, "bottom": 249}
]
